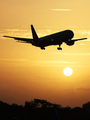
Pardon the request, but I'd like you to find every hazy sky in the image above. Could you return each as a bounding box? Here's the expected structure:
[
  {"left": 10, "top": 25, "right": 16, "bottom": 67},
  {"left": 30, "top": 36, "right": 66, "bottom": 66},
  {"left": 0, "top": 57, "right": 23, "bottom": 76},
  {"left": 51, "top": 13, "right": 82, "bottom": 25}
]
[{"left": 0, "top": 0, "right": 90, "bottom": 108}]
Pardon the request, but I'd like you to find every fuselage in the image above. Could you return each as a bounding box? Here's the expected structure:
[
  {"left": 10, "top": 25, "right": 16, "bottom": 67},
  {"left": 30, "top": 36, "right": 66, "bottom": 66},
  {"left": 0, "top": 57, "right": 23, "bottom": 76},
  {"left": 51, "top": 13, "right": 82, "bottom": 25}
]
[{"left": 34, "top": 30, "right": 74, "bottom": 47}]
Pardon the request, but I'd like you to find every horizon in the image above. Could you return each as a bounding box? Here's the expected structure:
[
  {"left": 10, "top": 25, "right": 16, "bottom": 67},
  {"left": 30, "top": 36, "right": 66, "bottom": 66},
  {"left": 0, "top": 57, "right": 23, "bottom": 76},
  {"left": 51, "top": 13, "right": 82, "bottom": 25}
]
[{"left": 0, "top": 98, "right": 90, "bottom": 109}]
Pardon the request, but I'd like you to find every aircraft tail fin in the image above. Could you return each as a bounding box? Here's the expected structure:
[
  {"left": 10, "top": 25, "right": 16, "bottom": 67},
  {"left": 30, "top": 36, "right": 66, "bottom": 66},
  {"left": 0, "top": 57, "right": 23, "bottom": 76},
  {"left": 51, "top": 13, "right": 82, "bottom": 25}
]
[{"left": 31, "top": 25, "right": 38, "bottom": 39}]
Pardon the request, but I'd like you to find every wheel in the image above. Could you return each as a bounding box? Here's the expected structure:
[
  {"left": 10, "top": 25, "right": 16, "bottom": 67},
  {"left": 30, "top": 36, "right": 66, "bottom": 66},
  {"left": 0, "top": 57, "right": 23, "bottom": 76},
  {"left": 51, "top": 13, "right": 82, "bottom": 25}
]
[
  {"left": 57, "top": 47, "right": 62, "bottom": 50},
  {"left": 41, "top": 47, "right": 45, "bottom": 50}
]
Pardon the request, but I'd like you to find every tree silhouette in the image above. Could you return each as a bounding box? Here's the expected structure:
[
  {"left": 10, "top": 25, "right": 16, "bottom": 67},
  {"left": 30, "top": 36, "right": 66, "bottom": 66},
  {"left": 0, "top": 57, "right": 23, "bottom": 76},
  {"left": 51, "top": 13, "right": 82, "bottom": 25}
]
[
  {"left": 83, "top": 102, "right": 90, "bottom": 111},
  {"left": 0, "top": 99, "right": 90, "bottom": 120}
]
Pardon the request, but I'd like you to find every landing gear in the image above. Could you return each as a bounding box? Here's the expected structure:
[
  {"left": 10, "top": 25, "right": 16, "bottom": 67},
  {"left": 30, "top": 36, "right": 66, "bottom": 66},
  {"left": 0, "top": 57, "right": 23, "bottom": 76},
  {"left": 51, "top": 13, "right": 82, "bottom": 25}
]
[
  {"left": 41, "top": 47, "right": 45, "bottom": 50},
  {"left": 57, "top": 44, "right": 62, "bottom": 50},
  {"left": 57, "top": 47, "right": 62, "bottom": 50}
]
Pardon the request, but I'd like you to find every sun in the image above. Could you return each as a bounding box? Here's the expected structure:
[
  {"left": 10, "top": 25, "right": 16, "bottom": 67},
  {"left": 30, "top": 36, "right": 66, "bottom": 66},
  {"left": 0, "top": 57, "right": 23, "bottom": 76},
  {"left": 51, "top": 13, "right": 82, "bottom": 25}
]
[{"left": 63, "top": 67, "right": 73, "bottom": 76}]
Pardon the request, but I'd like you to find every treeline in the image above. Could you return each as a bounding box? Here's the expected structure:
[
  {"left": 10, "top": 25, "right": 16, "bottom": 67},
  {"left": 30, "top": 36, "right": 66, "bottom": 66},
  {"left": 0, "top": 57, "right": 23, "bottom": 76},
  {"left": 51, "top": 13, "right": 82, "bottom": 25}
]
[{"left": 0, "top": 99, "right": 90, "bottom": 120}]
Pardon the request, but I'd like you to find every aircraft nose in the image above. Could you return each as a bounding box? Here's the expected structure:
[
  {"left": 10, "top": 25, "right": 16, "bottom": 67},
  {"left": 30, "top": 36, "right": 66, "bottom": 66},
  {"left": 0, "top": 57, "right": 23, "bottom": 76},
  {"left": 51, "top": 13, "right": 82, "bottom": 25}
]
[
  {"left": 71, "top": 30, "right": 74, "bottom": 38},
  {"left": 68, "top": 30, "right": 74, "bottom": 38},
  {"left": 72, "top": 31, "right": 74, "bottom": 38}
]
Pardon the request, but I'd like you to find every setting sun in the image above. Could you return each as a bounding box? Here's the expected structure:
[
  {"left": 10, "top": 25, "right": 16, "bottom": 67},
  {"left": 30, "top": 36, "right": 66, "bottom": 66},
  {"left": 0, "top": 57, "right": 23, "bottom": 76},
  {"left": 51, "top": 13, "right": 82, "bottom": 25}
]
[{"left": 63, "top": 67, "right": 73, "bottom": 76}]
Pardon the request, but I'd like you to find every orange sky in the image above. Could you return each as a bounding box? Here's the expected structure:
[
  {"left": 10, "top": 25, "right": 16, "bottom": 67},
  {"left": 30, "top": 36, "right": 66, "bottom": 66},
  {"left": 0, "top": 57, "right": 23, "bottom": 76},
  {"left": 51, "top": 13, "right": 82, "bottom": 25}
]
[{"left": 0, "top": 0, "right": 90, "bottom": 108}]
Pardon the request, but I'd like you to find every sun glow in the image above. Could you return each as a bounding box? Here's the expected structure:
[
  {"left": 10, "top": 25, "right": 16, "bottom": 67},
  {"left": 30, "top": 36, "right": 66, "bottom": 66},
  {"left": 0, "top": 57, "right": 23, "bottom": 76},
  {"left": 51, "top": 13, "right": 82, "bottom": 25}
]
[{"left": 63, "top": 67, "right": 73, "bottom": 76}]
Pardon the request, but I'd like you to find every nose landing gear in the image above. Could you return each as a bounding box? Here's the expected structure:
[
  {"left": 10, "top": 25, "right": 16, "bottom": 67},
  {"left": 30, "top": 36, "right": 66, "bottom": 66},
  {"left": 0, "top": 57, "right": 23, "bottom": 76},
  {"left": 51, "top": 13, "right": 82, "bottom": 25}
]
[{"left": 57, "top": 44, "right": 62, "bottom": 50}]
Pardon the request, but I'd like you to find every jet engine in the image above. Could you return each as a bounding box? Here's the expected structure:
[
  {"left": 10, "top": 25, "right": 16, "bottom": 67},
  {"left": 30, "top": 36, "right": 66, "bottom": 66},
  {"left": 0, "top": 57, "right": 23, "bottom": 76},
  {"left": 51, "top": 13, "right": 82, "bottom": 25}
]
[{"left": 65, "top": 40, "right": 75, "bottom": 46}]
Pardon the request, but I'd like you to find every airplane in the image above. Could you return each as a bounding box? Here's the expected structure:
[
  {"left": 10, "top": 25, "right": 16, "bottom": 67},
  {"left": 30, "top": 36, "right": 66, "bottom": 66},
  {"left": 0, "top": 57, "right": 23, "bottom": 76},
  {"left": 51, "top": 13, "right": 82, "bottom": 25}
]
[{"left": 3, "top": 25, "right": 87, "bottom": 50}]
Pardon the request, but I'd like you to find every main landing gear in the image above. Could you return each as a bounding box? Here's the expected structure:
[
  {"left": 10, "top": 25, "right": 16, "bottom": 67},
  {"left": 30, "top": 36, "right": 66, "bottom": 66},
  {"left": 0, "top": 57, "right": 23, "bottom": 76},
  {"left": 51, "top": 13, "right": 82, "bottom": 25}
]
[
  {"left": 41, "top": 47, "right": 45, "bottom": 50},
  {"left": 57, "top": 47, "right": 62, "bottom": 50},
  {"left": 57, "top": 44, "right": 62, "bottom": 50}
]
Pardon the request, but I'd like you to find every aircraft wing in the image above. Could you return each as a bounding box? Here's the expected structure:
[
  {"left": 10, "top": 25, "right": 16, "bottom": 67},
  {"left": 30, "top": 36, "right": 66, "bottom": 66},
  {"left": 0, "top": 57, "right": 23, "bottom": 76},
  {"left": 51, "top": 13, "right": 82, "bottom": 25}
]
[
  {"left": 72, "top": 38, "right": 87, "bottom": 41},
  {"left": 3, "top": 36, "right": 33, "bottom": 42}
]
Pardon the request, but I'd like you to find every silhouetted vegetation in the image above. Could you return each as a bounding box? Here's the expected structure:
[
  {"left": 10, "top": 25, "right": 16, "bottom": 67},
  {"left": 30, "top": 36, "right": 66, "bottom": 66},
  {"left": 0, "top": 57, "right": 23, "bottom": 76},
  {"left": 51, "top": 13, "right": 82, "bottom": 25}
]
[{"left": 0, "top": 99, "right": 90, "bottom": 120}]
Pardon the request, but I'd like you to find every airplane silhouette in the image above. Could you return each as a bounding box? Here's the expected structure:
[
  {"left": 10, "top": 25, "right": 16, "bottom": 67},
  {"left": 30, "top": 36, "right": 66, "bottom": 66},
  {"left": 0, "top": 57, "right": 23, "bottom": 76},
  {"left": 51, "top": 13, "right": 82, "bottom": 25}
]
[{"left": 3, "top": 25, "right": 87, "bottom": 50}]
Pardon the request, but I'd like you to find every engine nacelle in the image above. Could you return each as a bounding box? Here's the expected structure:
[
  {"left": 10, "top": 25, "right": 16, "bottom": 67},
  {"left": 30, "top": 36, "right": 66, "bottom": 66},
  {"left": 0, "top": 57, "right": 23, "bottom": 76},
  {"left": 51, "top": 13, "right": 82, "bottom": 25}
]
[{"left": 65, "top": 40, "right": 75, "bottom": 46}]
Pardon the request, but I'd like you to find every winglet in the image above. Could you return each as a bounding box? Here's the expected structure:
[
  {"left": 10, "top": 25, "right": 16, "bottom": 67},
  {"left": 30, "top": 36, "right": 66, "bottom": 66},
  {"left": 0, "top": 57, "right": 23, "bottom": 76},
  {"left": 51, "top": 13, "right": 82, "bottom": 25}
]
[{"left": 31, "top": 25, "right": 38, "bottom": 39}]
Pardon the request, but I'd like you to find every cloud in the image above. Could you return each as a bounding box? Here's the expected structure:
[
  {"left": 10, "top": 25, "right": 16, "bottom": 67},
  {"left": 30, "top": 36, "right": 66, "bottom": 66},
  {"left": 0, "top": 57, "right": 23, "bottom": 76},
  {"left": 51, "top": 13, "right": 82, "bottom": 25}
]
[
  {"left": 38, "top": 29, "right": 53, "bottom": 37},
  {"left": 0, "top": 59, "right": 75, "bottom": 64},
  {"left": 5, "top": 29, "right": 27, "bottom": 32},
  {"left": 0, "top": 29, "right": 31, "bottom": 39},
  {"left": 77, "top": 88, "right": 90, "bottom": 91},
  {"left": 35, "top": 60, "right": 76, "bottom": 64},
  {"left": 0, "top": 59, "right": 76, "bottom": 67},
  {"left": 65, "top": 87, "right": 74, "bottom": 92},
  {"left": 32, "top": 60, "right": 76, "bottom": 67},
  {"left": 79, "top": 30, "right": 90, "bottom": 35},
  {"left": 52, "top": 9, "right": 71, "bottom": 11},
  {"left": 0, "top": 59, "right": 28, "bottom": 62},
  {"left": 79, "top": 43, "right": 84, "bottom": 45},
  {"left": 1, "top": 28, "right": 54, "bottom": 39},
  {"left": 78, "top": 30, "right": 90, "bottom": 40},
  {"left": 66, "top": 88, "right": 90, "bottom": 92},
  {"left": 56, "top": 53, "right": 90, "bottom": 56},
  {"left": 1, "top": 59, "right": 90, "bottom": 67}
]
